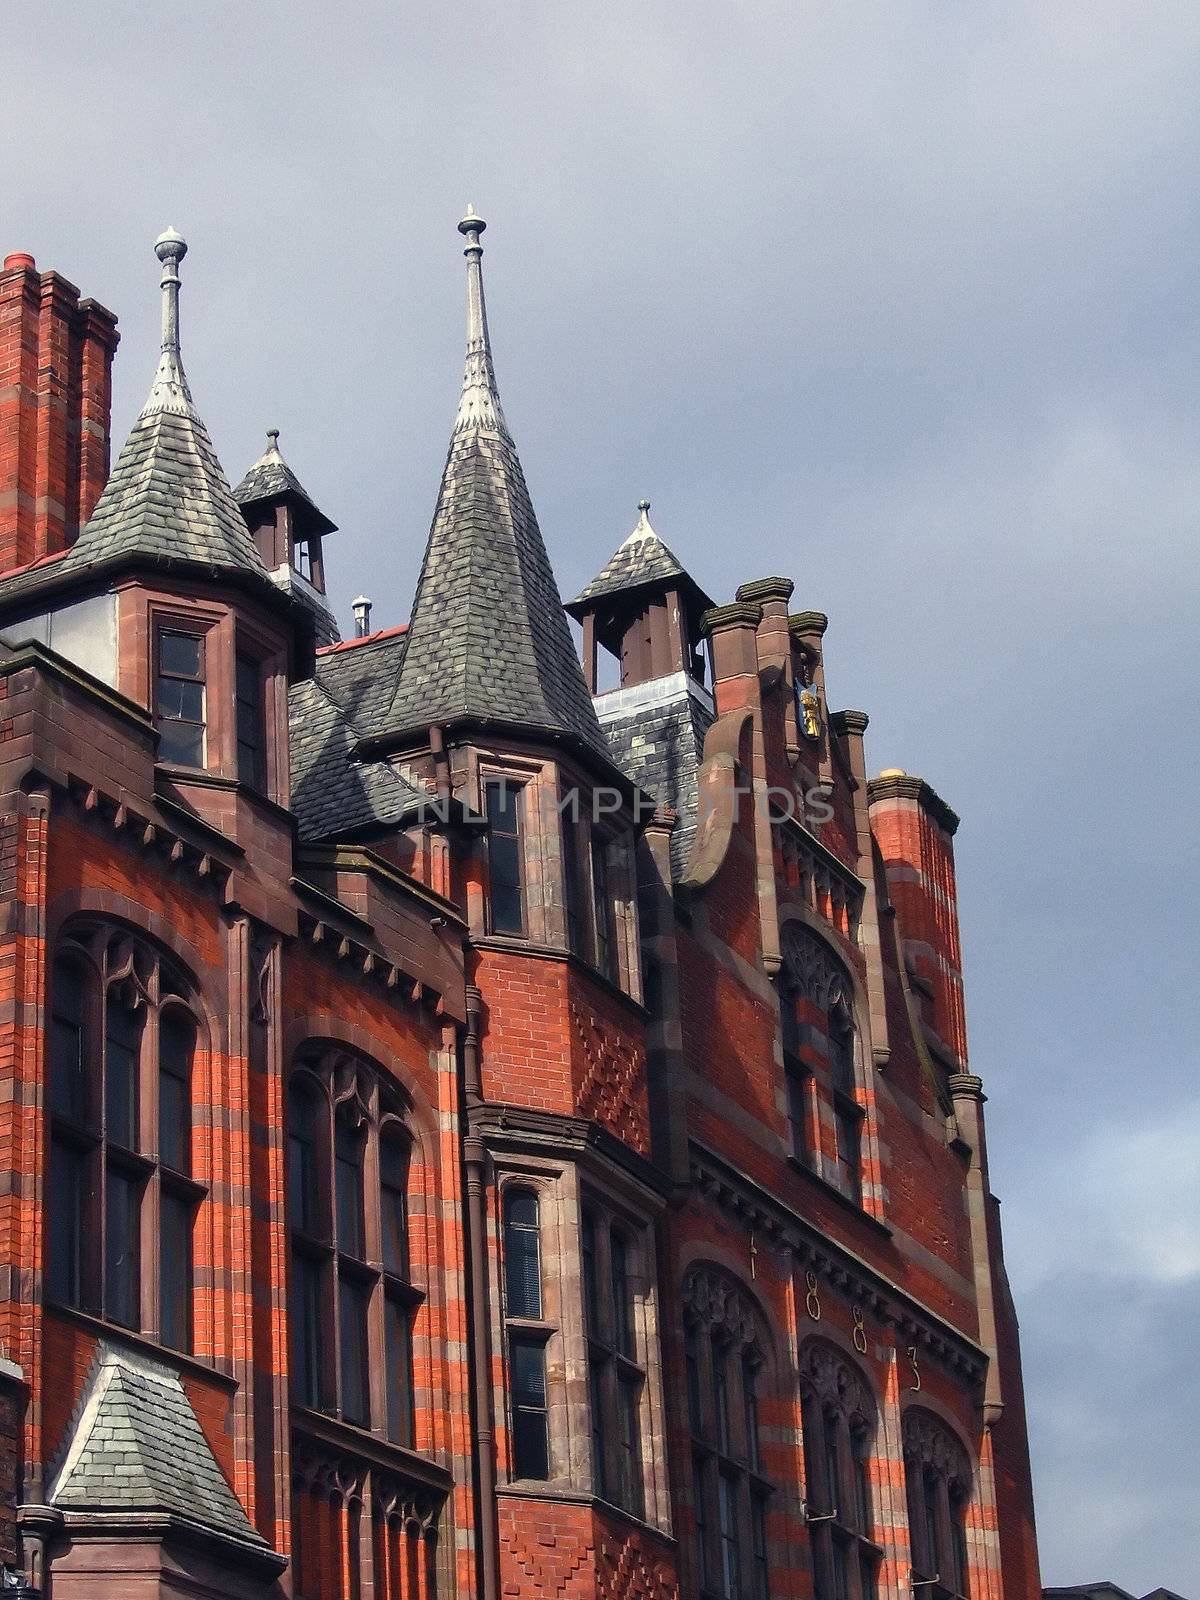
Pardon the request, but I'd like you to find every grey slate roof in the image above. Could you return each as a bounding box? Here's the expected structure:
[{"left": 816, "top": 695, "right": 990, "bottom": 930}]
[
  {"left": 0, "top": 234, "right": 272, "bottom": 610},
  {"left": 316, "top": 628, "right": 409, "bottom": 736},
  {"left": 233, "top": 430, "right": 337, "bottom": 535},
  {"left": 290, "top": 677, "right": 426, "bottom": 840},
  {"left": 50, "top": 1343, "right": 266, "bottom": 1546},
  {"left": 566, "top": 502, "right": 693, "bottom": 610},
  {"left": 381, "top": 215, "right": 607, "bottom": 760},
  {"left": 596, "top": 672, "right": 714, "bottom": 879}
]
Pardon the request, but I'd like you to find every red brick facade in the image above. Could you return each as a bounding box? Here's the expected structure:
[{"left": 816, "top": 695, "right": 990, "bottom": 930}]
[{"left": 0, "top": 236, "right": 1040, "bottom": 1600}]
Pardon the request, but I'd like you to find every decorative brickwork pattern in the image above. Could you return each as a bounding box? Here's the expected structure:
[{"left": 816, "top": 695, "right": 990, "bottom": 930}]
[{"left": 570, "top": 1000, "right": 649, "bottom": 1156}]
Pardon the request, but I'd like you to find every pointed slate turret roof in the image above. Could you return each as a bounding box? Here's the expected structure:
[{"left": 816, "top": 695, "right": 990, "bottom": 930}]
[
  {"left": 233, "top": 428, "right": 337, "bottom": 536},
  {"left": 566, "top": 501, "right": 687, "bottom": 609},
  {"left": 380, "top": 211, "right": 606, "bottom": 758},
  {"left": 66, "top": 228, "right": 267, "bottom": 575}
]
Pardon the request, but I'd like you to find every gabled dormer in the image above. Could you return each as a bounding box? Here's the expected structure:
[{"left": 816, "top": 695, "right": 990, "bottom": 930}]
[
  {"left": 566, "top": 500, "right": 714, "bottom": 693},
  {"left": 233, "top": 429, "right": 337, "bottom": 593}
]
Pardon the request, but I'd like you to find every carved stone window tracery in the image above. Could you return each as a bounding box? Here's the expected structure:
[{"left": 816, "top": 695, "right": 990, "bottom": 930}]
[
  {"left": 798, "top": 1340, "right": 880, "bottom": 1600},
  {"left": 902, "top": 1408, "right": 973, "bottom": 1599},
  {"left": 683, "top": 1267, "right": 772, "bottom": 1600}
]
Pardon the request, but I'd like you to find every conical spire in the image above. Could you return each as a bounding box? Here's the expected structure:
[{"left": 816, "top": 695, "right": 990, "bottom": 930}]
[
  {"left": 65, "top": 230, "right": 266, "bottom": 575},
  {"left": 381, "top": 213, "right": 606, "bottom": 756}
]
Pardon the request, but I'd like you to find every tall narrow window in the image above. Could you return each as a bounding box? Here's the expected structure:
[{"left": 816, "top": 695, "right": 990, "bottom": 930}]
[
  {"left": 285, "top": 1052, "right": 420, "bottom": 1442},
  {"left": 830, "top": 1004, "right": 863, "bottom": 1204},
  {"left": 583, "top": 1206, "right": 646, "bottom": 1517},
  {"left": 157, "top": 1009, "right": 196, "bottom": 1351},
  {"left": 485, "top": 780, "right": 525, "bottom": 936},
  {"left": 590, "top": 833, "right": 616, "bottom": 980},
  {"left": 684, "top": 1267, "right": 774, "bottom": 1600},
  {"left": 902, "top": 1409, "right": 973, "bottom": 1600},
  {"left": 502, "top": 1187, "right": 551, "bottom": 1480},
  {"left": 799, "top": 1341, "right": 880, "bottom": 1600},
  {"left": 47, "top": 930, "right": 203, "bottom": 1350},
  {"left": 235, "top": 651, "right": 266, "bottom": 789},
  {"left": 156, "top": 630, "right": 206, "bottom": 767}
]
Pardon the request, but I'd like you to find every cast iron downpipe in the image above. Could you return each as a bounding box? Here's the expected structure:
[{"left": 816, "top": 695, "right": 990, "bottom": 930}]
[{"left": 461, "top": 984, "right": 499, "bottom": 1600}]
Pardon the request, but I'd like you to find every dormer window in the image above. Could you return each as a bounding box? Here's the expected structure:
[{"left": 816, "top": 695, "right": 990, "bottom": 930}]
[{"left": 155, "top": 630, "right": 206, "bottom": 767}]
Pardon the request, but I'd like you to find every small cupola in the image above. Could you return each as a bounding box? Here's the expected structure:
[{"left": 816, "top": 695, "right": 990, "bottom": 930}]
[
  {"left": 565, "top": 500, "right": 714, "bottom": 693},
  {"left": 233, "top": 429, "right": 337, "bottom": 593}
]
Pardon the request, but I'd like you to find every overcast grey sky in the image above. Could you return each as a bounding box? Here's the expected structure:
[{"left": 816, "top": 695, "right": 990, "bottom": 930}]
[{"left": 8, "top": 1, "right": 1199, "bottom": 1588}]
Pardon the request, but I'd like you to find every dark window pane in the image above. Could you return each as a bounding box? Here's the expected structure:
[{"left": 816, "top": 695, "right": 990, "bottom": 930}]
[
  {"left": 713, "top": 1339, "right": 731, "bottom": 1455},
  {"left": 159, "top": 633, "right": 202, "bottom": 677},
  {"left": 822, "top": 1411, "right": 841, "bottom": 1516},
  {"left": 781, "top": 990, "right": 800, "bottom": 1056},
  {"left": 380, "top": 1135, "right": 409, "bottom": 1277},
  {"left": 685, "top": 1324, "right": 703, "bottom": 1435},
  {"left": 48, "top": 1137, "right": 84, "bottom": 1306},
  {"left": 752, "top": 1494, "right": 770, "bottom": 1600},
  {"left": 158, "top": 1011, "right": 193, "bottom": 1173},
  {"left": 563, "top": 815, "right": 586, "bottom": 954},
  {"left": 105, "top": 995, "right": 140, "bottom": 1150},
  {"left": 160, "top": 1189, "right": 192, "bottom": 1350},
  {"left": 693, "top": 1453, "right": 713, "bottom": 1590},
  {"left": 385, "top": 1293, "right": 413, "bottom": 1445},
  {"left": 338, "top": 1274, "right": 370, "bottom": 1426},
  {"left": 835, "top": 1106, "right": 862, "bottom": 1204},
  {"left": 617, "top": 1370, "right": 643, "bottom": 1516},
  {"left": 235, "top": 653, "right": 266, "bottom": 788},
  {"left": 922, "top": 1472, "right": 940, "bottom": 1583},
  {"left": 743, "top": 1357, "right": 760, "bottom": 1470},
  {"left": 509, "top": 1333, "right": 549, "bottom": 1479},
  {"left": 581, "top": 1210, "right": 598, "bottom": 1333},
  {"left": 486, "top": 782, "right": 525, "bottom": 935},
  {"left": 290, "top": 1250, "right": 322, "bottom": 1409},
  {"left": 719, "top": 1470, "right": 742, "bottom": 1599},
  {"left": 851, "top": 1426, "right": 872, "bottom": 1536},
  {"left": 503, "top": 1189, "right": 541, "bottom": 1320},
  {"left": 787, "top": 1068, "right": 808, "bottom": 1162},
  {"left": 51, "top": 960, "right": 89, "bottom": 1122},
  {"left": 610, "top": 1231, "right": 633, "bottom": 1355},
  {"left": 589, "top": 1356, "right": 607, "bottom": 1498},
  {"left": 830, "top": 1536, "right": 850, "bottom": 1600},
  {"left": 334, "top": 1119, "right": 365, "bottom": 1259},
  {"left": 591, "top": 833, "right": 614, "bottom": 977},
  {"left": 104, "top": 1163, "right": 140, "bottom": 1328},
  {"left": 287, "top": 1081, "right": 319, "bottom": 1237},
  {"left": 157, "top": 719, "right": 205, "bottom": 768},
  {"left": 950, "top": 1491, "right": 969, "bottom": 1596}
]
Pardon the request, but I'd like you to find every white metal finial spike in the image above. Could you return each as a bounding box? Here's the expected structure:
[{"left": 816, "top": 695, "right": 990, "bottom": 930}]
[
  {"left": 453, "top": 207, "right": 506, "bottom": 438},
  {"left": 142, "top": 227, "right": 195, "bottom": 419}
]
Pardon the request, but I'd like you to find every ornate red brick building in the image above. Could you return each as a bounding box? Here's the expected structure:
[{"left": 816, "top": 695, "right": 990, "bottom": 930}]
[{"left": 0, "top": 217, "right": 1040, "bottom": 1600}]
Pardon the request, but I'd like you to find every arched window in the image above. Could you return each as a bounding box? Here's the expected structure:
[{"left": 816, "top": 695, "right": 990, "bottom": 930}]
[
  {"left": 779, "top": 926, "right": 866, "bottom": 1204},
  {"left": 501, "top": 1186, "right": 550, "bottom": 1481},
  {"left": 582, "top": 1202, "right": 645, "bottom": 1516},
  {"left": 683, "top": 1266, "right": 773, "bottom": 1600},
  {"left": 902, "top": 1409, "right": 973, "bottom": 1599},
  {"left": 47, "top": 926, "right": 203, "bottom": 1351},
  {"left": 285, "top": 1048, "right": 418, "bottom": 1444},
  {"left": 798, "top": 1340, "right": 880, "bottom": 1600}
]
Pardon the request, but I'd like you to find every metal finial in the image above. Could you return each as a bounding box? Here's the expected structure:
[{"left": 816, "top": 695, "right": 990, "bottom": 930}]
[
  {"left": 267, "top": 428, "right": 280, "bottom": 448},
  {"left": 154, "top": 225, "right": 187, "bottom": 265},
  {"left": 141, "top": 226, "right": 194, "bottom": 418},
  {"left": 458, "top": 205, "right": 486, "bottom": 239},
  {"left": 638, "top": 499, "right": 651, "bottom": 513}
]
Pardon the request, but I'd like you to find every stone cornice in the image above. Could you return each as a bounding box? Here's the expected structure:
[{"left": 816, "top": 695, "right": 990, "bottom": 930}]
[
  {"left": 735, "top": 576, "right": 795, "bottom": 606},
  {"left": 473, "top": 1102, "right": 671, "bottom": 1201},
  {"left": 867, "top": 771, "right": 960, "bottom": 837},
  {"left": 689, "top": 1139, "right": 988, "bottom": 1385},
  {"left": 700, "top": 601, "right": 762, "bottom": 636},
  {"left": 831, "top": 708, "right": 869, "bottom": 737},
  {"left": 788, "top": 610, "right": 829, "bottom": 639}
]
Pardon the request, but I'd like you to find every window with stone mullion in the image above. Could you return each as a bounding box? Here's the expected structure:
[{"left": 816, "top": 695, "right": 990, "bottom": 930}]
[
  {"left": 799, "top": 1342, "right": 880, "bottom": 1600},
  {"left": 286, "top": 1055, "right": 418, "bottom": 1446},
  {"left": 582, "top": 1205, "right": 645, "bottom": 1517},
  {"left": 684, "top": 1292, "right": 772, "bottom": 1600},
  {"left": 47, "top": 930, "right": 203, "bottom": 1353}
]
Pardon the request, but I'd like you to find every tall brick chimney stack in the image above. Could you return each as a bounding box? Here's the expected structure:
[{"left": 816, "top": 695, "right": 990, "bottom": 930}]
[{"left": 0, "top": 252, "right": 119, "bottom": 574}]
